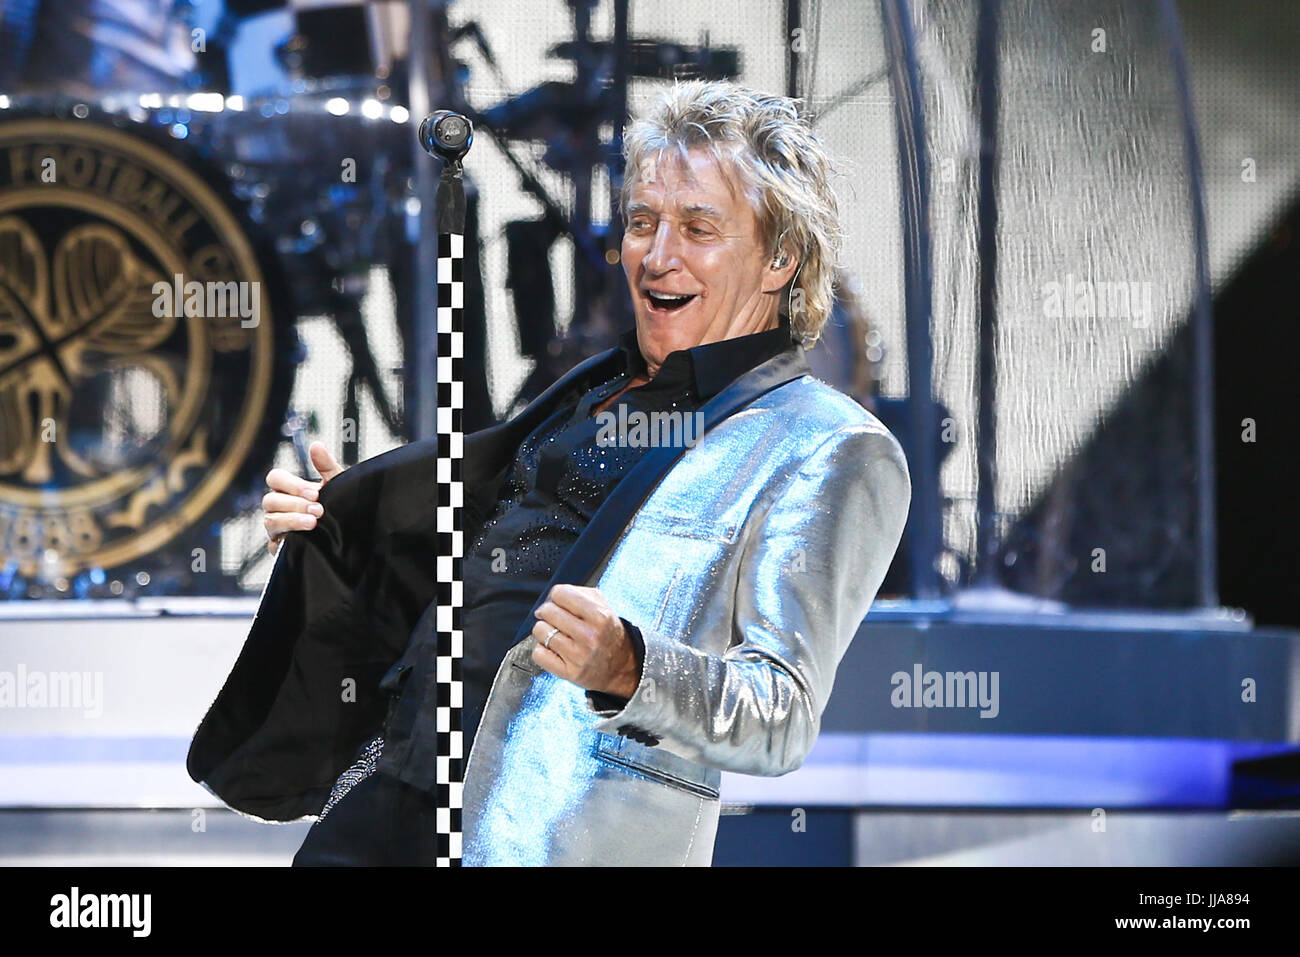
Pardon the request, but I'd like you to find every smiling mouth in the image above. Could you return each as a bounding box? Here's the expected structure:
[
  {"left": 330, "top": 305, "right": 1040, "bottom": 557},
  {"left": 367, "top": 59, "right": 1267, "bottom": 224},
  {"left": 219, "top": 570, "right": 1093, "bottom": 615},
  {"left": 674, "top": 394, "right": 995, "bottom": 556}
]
[{"left": 644, "top": 290, "right": 698, "bottom": 313}]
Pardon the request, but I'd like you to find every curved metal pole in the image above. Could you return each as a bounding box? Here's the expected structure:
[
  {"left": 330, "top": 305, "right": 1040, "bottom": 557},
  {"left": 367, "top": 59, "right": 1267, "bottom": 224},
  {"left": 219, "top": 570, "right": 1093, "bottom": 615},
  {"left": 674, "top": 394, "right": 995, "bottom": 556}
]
[
  {"left": 880, "top": 0, "right": 941, "bottom": 599},
  {"left": 1158, "top": 0, "right": 1218, "bottom": 609},
  {"left": 972, "top": 0, "right": 1001, "bottom": 586}
]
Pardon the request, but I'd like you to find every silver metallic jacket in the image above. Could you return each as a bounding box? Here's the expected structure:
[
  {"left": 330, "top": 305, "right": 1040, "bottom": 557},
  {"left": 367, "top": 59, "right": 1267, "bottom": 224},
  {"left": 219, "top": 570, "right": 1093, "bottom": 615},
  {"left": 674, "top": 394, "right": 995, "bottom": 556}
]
[{"left": 462, "top": 371, "right": 911, "bottom": 866}]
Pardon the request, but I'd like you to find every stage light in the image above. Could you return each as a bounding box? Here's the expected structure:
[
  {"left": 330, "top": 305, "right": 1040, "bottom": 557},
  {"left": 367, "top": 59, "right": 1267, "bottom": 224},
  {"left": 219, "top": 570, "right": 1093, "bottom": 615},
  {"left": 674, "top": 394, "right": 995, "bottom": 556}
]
[
  {"left": 325, "top": 98, "right": 350, "bottom": 116},
  {"left": 187, "top": 93, "right": 225, "bottom": 112}
]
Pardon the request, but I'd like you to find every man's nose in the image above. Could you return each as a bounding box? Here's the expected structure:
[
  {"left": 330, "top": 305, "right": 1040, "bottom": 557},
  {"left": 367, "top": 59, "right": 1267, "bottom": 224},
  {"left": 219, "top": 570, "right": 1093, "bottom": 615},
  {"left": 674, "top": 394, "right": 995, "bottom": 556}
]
[{"left": 642, "top": 222, "right": 682, "bottom": 275}]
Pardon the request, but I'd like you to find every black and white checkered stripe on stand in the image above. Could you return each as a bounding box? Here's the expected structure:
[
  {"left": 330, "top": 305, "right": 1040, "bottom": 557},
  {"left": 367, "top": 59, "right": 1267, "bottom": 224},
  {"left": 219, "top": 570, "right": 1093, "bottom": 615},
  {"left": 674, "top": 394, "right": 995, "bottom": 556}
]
[{"left": 435, "top": 231, "right": 464, "bottom": 865}]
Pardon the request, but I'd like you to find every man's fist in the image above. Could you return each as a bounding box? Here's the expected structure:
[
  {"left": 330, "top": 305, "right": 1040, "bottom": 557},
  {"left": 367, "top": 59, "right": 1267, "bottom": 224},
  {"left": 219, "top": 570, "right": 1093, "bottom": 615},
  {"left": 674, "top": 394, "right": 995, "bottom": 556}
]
[
  {"left": 530, "top": 584, "right": 641, "bottom": 698},
  {"left": 262, "top": 442, "right": 345, "bottom": 555}
]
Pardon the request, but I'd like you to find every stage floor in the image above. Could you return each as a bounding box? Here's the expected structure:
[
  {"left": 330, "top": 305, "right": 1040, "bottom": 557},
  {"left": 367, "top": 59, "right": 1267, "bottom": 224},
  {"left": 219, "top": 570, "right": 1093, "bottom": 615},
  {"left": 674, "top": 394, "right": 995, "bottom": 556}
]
[{"left": 2, "top": 807, "right": 1298, "bottom": 867}]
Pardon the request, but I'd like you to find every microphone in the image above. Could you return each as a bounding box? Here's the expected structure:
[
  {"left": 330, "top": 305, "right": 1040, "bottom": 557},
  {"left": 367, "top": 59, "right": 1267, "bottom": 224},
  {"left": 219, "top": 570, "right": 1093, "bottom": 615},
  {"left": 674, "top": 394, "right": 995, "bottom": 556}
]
[{"left": 418, "top": 110, "right": 474, "bottom": 166}]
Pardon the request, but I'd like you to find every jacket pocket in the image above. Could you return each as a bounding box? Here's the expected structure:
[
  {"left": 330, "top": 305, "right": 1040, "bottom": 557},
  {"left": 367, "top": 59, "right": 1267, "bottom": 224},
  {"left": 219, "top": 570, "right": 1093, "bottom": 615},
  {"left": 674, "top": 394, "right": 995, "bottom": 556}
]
[
  {"left": 509, "top": 649, "right": 542, "bottom": 676},
  {"left": 592, "top": 734, "right": 720, "bottom": 800}
]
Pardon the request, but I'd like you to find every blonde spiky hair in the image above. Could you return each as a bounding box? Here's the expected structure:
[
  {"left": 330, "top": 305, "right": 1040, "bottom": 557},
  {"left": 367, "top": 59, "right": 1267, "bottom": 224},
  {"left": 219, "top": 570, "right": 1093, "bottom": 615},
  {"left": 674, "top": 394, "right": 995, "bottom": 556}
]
[{"left": 620, "top": 79, "right": 844, "bottom": 344}]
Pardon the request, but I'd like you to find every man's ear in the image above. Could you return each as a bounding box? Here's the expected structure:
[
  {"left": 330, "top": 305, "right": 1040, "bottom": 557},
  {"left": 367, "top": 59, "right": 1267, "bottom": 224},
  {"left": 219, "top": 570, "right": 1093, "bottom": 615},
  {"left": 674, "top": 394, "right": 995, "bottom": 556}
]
[{"left": 761, "top": 248, "right": 800, "bottom": 294}]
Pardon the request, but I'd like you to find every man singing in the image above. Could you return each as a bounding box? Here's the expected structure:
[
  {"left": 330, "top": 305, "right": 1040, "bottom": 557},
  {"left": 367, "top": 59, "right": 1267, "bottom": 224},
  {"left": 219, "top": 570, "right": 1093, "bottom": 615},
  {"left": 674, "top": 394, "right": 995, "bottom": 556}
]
[{"left": 188, "top": 80, "right": 911, "bottom": 866}]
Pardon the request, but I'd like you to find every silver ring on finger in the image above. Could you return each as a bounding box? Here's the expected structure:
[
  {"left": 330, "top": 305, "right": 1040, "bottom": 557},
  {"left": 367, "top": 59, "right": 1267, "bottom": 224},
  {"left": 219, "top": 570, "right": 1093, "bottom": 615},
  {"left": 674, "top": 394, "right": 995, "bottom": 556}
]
[{"left": 543, "top": 626, "right": 560, "bottom": 650}]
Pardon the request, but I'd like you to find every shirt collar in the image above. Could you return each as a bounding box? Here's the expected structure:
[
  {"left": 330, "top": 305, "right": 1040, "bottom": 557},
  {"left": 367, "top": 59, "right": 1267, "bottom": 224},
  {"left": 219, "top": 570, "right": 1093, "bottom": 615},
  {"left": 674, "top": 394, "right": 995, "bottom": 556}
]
[{"left": 616, "top": 314, "right": 795, "bottom": 401}]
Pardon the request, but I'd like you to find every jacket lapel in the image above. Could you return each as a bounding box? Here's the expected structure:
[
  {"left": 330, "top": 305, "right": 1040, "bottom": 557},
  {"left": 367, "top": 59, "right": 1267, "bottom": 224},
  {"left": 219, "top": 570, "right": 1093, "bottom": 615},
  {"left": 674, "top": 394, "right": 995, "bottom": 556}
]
[{"left": 508, "top": 345, "right": 813, "bottom": 645}]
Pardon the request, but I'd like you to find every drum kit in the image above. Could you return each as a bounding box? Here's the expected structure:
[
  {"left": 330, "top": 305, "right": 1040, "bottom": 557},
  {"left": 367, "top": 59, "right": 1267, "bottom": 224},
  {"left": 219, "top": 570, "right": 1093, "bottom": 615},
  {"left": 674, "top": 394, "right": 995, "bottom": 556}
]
[
  {"left": 0, "top": 0, "right": 882, "bottom": 600},
  {"left": 0, "top": 0, "right": 440, "bottom": 598}
]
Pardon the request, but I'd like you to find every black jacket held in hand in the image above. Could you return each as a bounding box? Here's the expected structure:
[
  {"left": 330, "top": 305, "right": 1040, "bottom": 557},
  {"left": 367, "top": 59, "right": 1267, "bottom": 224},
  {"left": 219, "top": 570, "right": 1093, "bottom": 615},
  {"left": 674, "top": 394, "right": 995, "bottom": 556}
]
[{"left": 186, "top": 348, "right": 627, "bottom": 821}]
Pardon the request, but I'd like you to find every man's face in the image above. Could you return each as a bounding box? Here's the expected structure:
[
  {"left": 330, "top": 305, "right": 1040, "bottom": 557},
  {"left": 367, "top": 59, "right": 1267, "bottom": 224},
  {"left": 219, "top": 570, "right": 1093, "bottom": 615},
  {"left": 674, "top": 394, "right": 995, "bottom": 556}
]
[{"left": 621, "top": 147, "right": 795, "bottom": 376}]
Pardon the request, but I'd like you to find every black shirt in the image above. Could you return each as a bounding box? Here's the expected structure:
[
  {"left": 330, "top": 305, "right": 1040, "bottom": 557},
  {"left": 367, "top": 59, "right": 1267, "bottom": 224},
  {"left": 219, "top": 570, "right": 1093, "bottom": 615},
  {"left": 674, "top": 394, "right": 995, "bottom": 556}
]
[{"left": 376, "top": 316, "right": 796, "bottom": 793}]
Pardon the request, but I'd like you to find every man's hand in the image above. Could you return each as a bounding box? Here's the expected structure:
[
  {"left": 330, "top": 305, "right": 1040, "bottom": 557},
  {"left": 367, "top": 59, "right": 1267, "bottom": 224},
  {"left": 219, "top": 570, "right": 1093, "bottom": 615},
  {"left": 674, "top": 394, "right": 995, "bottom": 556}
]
[
  {"left": 262, "top": 442, "right": 345, "bottom": 555},
  {"left": 530, "top": 584, "right": 640, "bottom": 698}
]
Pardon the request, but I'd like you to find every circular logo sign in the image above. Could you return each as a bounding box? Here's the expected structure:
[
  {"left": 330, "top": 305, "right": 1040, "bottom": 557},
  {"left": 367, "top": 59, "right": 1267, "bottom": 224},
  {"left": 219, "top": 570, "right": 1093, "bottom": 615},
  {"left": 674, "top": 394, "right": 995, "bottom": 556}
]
[{"left": 0, "top": 119, "right": 276, "bottom": 579}]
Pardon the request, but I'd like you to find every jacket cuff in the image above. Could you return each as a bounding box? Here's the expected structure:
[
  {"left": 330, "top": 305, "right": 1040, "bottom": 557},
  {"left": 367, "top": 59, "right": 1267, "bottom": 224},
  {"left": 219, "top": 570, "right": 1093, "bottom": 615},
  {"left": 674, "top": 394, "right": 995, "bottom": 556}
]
[
  {"left": 588, "top": 623, "right": 682, "bottom": 746},
  {"left": 585, "top": 617, "right": 645, "bottom": 717}
]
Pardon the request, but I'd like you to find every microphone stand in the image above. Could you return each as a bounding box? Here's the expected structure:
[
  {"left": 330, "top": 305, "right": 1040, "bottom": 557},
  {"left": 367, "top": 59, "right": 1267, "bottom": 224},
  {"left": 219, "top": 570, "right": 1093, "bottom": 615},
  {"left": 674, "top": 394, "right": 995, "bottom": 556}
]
[{"left": 420, "top": 108, "right": 473, "bottom": 866}]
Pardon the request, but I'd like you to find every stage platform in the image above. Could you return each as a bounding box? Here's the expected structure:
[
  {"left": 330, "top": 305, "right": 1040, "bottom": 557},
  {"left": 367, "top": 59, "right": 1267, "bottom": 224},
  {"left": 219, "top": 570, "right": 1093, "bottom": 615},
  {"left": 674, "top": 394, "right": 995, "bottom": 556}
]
[
  {"left": 2, "top": 597, "right": 1298, "bottom": 863},
  {"left": 4, "top": 807, "right": 1299, "bottom": 866}
]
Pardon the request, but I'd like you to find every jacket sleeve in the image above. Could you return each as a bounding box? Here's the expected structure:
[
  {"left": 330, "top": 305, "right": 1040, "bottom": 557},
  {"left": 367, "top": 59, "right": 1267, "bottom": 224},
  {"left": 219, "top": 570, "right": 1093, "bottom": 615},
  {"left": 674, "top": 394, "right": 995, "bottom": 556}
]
[{"left": 589, "top": 424, "right": 911, "bottom": 775}]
